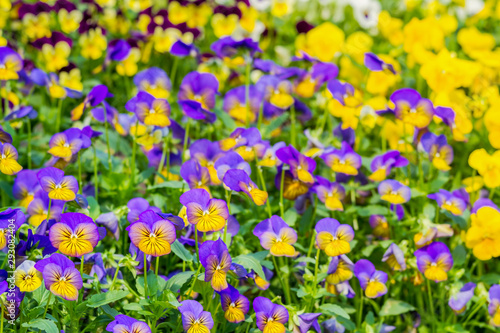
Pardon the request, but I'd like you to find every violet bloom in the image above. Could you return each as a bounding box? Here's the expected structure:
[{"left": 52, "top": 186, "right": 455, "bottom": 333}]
[
  {"left": 414, "top": 242, "right": 453, "bottom": 282},
  {"left": 27, "top": 191, "right": 64, "bottom": 227},
  {"left": 313, "top": 176, "right": 346, "bottom": 211},
  {"left": 127, "top": 210, "right": 181, "bottom": 257},
  {"left": 71, "top": 84, "right": 111, "bottom": 121},
  {"left": 0, "top": 46, "right": 23, "bottom": 80},
  {"left": 179, "top": 188, "right": 229, "bottom": 233},
  {"left": 320, "top": 142, "right": 362, "bottom": 176},
  {"left": 421, "top": 132, "right": 453, "bottom": 171},
  {"left": 13, "top": 169, "right": 40, "bottom": 208},
  {"left": 354, "top": 259, "right": 388, "bottom": 298},
  {"left": 221, "top": 128, "right": 263, "bottom": 162},
  {"left": 0, "top": 209, "right": 25, "bottom": 250},
  {"left": 449, "top": 282, "right": 476, "bottom": 314},
  {"left": 390, "top": 88, "right": 434, "bottom": 128},
  {"left": 369, "top": 215, "right": 390, "bottom": 240},
  {"left": 257, "top": 141, "right": 286, "bottom": 168},
  {"left": 382, "top": 243, "right": 406, "bottom": 271},
  {"left": 96, "top": 212, "right": 120, "bottom": 240},
  {"left": 218, "top": 285, "right": 250, "bottom": 323},
  {"left": 293, "top": 313, "right": 322, "bottom": 333},
  {"left": 295, "top": 62, "right": 338, "bottom": 98},
  {"left": 214, "top": 151, "right": 251, "bottom": 181},
  {"left": 134, "top": 67, "right": 171, "bottom": 99},
  {"left": 223, "top": 85, "right": 263, "bottom": 124},
  {"left": 178, "top": 71, "right": 219, "bottom": 122},
  {"left": 178, "top": 300, "right": 214, "bottom": 333},
  {"left": 368, "top": 151, "right": 408, "bottom": 182},
  {"left": 107, "top": 40, "right": 131, "bottom": 62},
  {"left": 211, "top": 36, "right": 261, "bottom": 59},
  {"left": 125, "top": 91, "right": 171, "bottom": 127},
  {"left": 315, "top": 218, "right": 354, "bottom": 257},
  {"left": 378, "top": 180, "right": 411, "bottom": 205},
  {"left": 253, "top": 215, "right": 297, "bottom": 257},
  {"left": 322, "top": 318, "right": 345, "bottom": 333},
  {"left": 488, "top": 285, "right": 500, "bottom": 327},
  {"left": 127, "top": 198, "right": 161, "bottom": 223},
  {"left": 37, "top": 167, "right": 79, "bottom": 202},
  {"left": 180, "top": 160, "right": 211, "bottom": 193},
  {"left": 256, "top": 75, "right": 294, "bottom": 117},
  {"left": 171, "top": 40, "right": 198, "bottom": 57},
  {"left": 49, "top": 212, "right": 100, "bottom": 257},
  {"left": 190, "top": 139, "right": 224, "bottom": 185},
  {"left": 223, "top": 169, "right": 268, "bottom": 206},
  {"left": 30, "top": 69, "right": 82, "bottom": 99},
  {"left": 364, "top": 53, "right": 396, "bottom": 74},
  {"left": 333, "top": 125, "right": 355, "bottom": 148},
  {"left": 0, "top": 125, "right": 12, "bottom": 144},
  {"left": 428, "top": 189, "right": 469, "bottom": 216},
  {"left": 92, "top": 101, "right": 131, "bottom": 136},
  {"left": 254, "top": 296, "right": 289, "bottom": 333},
  {"left": 276, "top": 145, "right": 316, "bottom": 184},
  {"left": 326, "top": 255, "right": 354, "bottom": 285},
  {"left": 4, "top": 105, "right": 37, "bottom": 121},
  {"left": 199, "top": 239, "right": 232, "bottom": 291},
  {"left": 34, "top": 253, "right": 83, "bottom": 301},
  {"left": 106, "top": 314, "right": 151, "bottom": 333},
  {"left": 48, "top": 128, "right": 83, "bottom": 161}
]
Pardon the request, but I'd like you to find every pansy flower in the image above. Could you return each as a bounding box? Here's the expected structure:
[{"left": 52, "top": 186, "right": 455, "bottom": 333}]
[
  {"left": 37, "top": 167, "right": 79, "bottom": 202},
  {"left": 254, "top": 296, "right": 289, "bottom": 333},
  {"left": 369, "top": 215, "right": 390, "bottom": 240},
  {"left": 218, "top": 285, "right": 250, "bottom": 323},
  {"left": 326, "top": 255, "right": 354, "bottom": 285},
  {"left": 178, "top": 300, "right": 214, "bottom": 333},
  {"left": 354, "top": 259, "right": 388, "bottom": 298},
  {"left": 49, "top": 212, "right": 100, "bottom": 257},
  {"left": 106, "top": 314, "right": 151, "bottom": 333},
  {"left": 390, "top": 88, "right": 434, "bottom": 128},
  {"left": 199, "top": 239, "right": 232, "bottom": 291},
  {"left": 257, "top": 141, "right": 286, "bottom": 168},
  {"left": 293, "top": 313, "right": 322, "bottom": 333},
  {"left": 326, "top": 79, "right": 362, "bottom": 130},
  {"left": 276, "top": 168, "right": 311, "bottom": 200},
  {"left": 48, "top": 128, "right": 83, "bottom": 161},
  {"left": 421, "top": 132, "right": 453, "bottom": 171},
  {"left": 34, "top": 253, "right": 83, "bottom": 301},
  {"left": 257, "top": 75, "right": 294, "bottom": 116},
  {"left": 378, "top": 180, "right": 411, "bottom": 205},
  {"left": 214, "top": 151, "right": 251, "bottom": 182},
  {"left": 364, "top": 52, "right": 396, "bottom": 74},
  {"left": 70, "top": 84, "right": 111, "bottom": 121},
  {"left": 0, "top": 142, "right": 22, "bottom": 175},
  {"left": 3, "top": 105, "right": 38, "bottom": 121},
  {"left": 428, "top": 189, "right": 469, "bottom": 216},
  {"left": 465, "top": 206, "right": 500, "bottom": 261},
  {"left": 468, "top": 149, "right": 500, "bottom": 189},
  {"left": 414, "top": 242, "right": 453, "bottom": 282},
  {"left": 178, "top": 71, "right": 219, "bottom": 122},
  {"left": 315, "top": 218, "right": 354, "bottom": 257},
  {"left": 14, "top": 260, "right": 42, "bottom": 292},
  {"left": 190, "top": 139, "right": 224, "bottom": 184},
  {"left": 0, "top": 47, "right": 23, "bottom": 80},
  {"left": 253, "top": 215, "right": 297, "bottom": 257},
  {"left": 134, "top": 67, "right": 172, "bottom": 99},
  {"left": 276, "top": 145, "right": 316, "bottom": 184},
  {"left": 13, "top": 170, "right": 40, "bottom": 209},
  {"left": 368, "top": 151, "right": 408, "bottom": 182},
  {"left": 295, "top": 62, "right": 338, "bottom": 98},
  {"left": 320, "top": 142, "right": 362, "bottom": 176},
  {"left": 127, "top": 210, "right": 178, "bottom": 257},
  {"left": 179, "top": 188, "right": 229, "bottom": 232},
  {"left": 180, "top": 160, "right": 211, "bottom": 193},
  {"left": 30, "top": 69, "right": 82, "bottom": 99},
  {"left": 449, "top": 282, "right": 476, "bottom": 315},
  {"left": 0, "top": 126, "right": 12, "bottom": 144},
  {"left": 125, "top": 91, "right": 171, "bottom": 127},
  {"left": 0, "top": 209, "right": 25, "bottom": 250},
  {"left": 488, "top": 285, "right": 500, "bottom": 327},
  {"left": 223, "top": 85, "right": 263, "bottom": 124},
  {"left": 382, "top": 243, "right": 406, "bottom": 271},
  {"left": 219, "top": 127, "right": 262, "bottom": 156},
  {"left": 313, "top": 176, "right": 346, "bottom": 211},
  {"left": 251, "top": 267, "right": 274, "bottom": 290},
  {"left": 127, "top": 197, "right": 161, "bottom": 223},
  {"left": 27, "top": 191, "right": 64, "bottom": 226},
  {"left": 223, "top": 169, "right": 268, "bottom": 206}
]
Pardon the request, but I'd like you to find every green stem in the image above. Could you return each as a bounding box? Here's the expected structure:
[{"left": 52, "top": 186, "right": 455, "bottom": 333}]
[
  {"left": 110, "top": 266, "right": 120, "bottom": 290},
  {"left": 155, "top": 134, "right": 169, "bottom": 185},
  {"left": 144, "top": 252, "right": 148, "bottom": 298},
  {"left": 257, "top": 102, "right": 264, "bottom": 132},
  {"left": 255, "top": 165, "right": 272, "bottom": 218},
  {"left": 279, "top": 167, "right": 285, "bottom": 218},
  {"left": 463, "top": 298, "right": 486, "bottom": 327},
  {"left": 312, "top": 248, "right": 320, "bottom": 296},
  {"left": 170, "top": 56, "right": 179, "bottom": 88},
  {"left": 104, "top": 119, "right": 112, "bottom": 171},
  {"left": 357, "top": 291, "right": 364, "bottom": 328},
  {"left": 43, "top": 292, "right": 52, "bottom": 319},
  {"left": 27, "top": 118, "right": 32, "bottom": 169},
  {"left": 271, "top": 256, "right": 290, "bottom": 304},
  {"left": 55, "top": 99, "right": 63, "bottom": 133},
  {"left": 182, "top": 119, "right": 191, "bottom": 163},
  {"left": 78, "top": 151, "right": 82, "bottom": 194},
  {"left": 93, "top": 145, "right": 98, "bottom": 201},
  {"left": 80, "top": 254, "right": 84, "bottom": 275},
  {"left": 224, "top": 190, "right": 231, "bottom": 244},
  {"left": 155, "top": 256, "right": 160, "bottom": 277},
  {"left": 46, "top": 199, "right": 52, "bottom": 223},
  {"left": 426, "top": 279, "right": 436, "bottom": 333}
]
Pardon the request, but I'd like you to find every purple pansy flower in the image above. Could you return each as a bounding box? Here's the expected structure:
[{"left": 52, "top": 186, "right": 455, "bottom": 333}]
[
  {"left": 218, "top": 285, "right": 250, "bottom": 323},
  {"left": 190, "top": 139, "right": 225, "bottom": 185},
  {"left": 178, "top": 71, "right": 219, "bottom": 122},
  {"left": 421, "top": 132, "right": 453, "bottom": 171},
  {"left": 199, "top": 239, "right": 232, "bottom": 291},
  {"left": 312, "top": 176, "right": 346, "bottom": 211},
  {"left": 428, "top": 189, "right": 469, "bottom": 216},
  {"left": 315, "top": 218, "right": 354, "bottom": 257},
  {"left": 106, "top": 314, "right": 151, "bottom": 333},
  {"left": 449, "top": 282, "right": 476, "bottom": 314},
  {"left": 382, "top": 243, "right": 406, "bottom": 271},
  {"left": 214, "top": 151, "right": 251, "bottom": 181},
  {"left": 134, "top": 67, "right": 171, "bottom": 99},
  {"left": 320, "top": 142, "right": 362, "bottom": 176},
  {"left": 179, "top": 188, "right": 229, "bottom": 233},
  {"left": 0, "top": 46, "right": 23, "bottom": 81},
  {"left": 254, "top": 296, "right": 289, "bottom": 333},
  {"left": 364, "top": 53, "right": 396, "bottom": 74},
  {"left": 27, "top": 191, "right": 64, "bottom": 227},
  {"left": 378, "top": 180, "right": 411, "bottom": 205},
  {"left": 293, "top": 313, "right": 322, "bottom": 333},
  {"left": 354, "top": 259, "right": 388, "bottom": 298},
  {"left": 368, "top": 150, "right": 408, "bottom": 182},
  {"left": 49, "top": 212, "right": 100, "bottom": 257},
  {"left": 253, "top": 215, "right": 297, "bottom": 257},
  {"left": 178, "top": 300, "right": 214, "bottom": 333},
  {"left": 71, "top": 84, "right": 111, "bottom": 121},
  {"left": 180, "top": 160, "right": 211, "bottom": 193},
  {"left": 223, "top": 169, "right": 268, "bottom": 206},
  {"left": 37, "top": 167, "right": 79, "bottom": 202},
  {"left": 125, "top": 91, "right": 171, "bottom": 127},
  {"left": 276, "top": 145, "right": 316, "bottom": 184},
  {"left": 414, "top": 242, "right": 453, "bottom": 282},
  {"left": 48, "top": 128, "right": 83, "bottom": 161},
  {"left": 488, "top": 285, "right": 500, "bottom": 326},
  {"left": 390, "top": 88, "right": 434, "bottom": 128}
]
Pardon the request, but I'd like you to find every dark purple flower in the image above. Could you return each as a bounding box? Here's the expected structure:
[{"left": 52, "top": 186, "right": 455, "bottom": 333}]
[
  {"left": 106, "top": 314, "right": 151, "bottom": 333},
  {"left": 218, "top": 285, "right": 250, "bottom": 323},
  {"left": 276, "top": 145, "right": 316, "bottom": 184},
  {"left": 364, "top": 53, "right": 396, "bottom": 74},
  {"left": 254, "top": 296, "right": 289, "bottom": 333},
  {"left": 369, "top": 150, "right": 408, "bottom": 182},
  {"left": 223, "top": 169, "right": 268, "bottom": 206},
  {"left": 354, "top": 259, "right": 388, "bottom": 298}
]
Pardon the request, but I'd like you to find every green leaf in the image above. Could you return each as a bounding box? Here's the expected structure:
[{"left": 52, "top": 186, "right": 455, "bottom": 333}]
[
  {"left": 22, "top": 319, "right": 59, "bottom": 333},
  {"left": 137, "top": 167, "right": 156, "bottom": 183},
  {"left": 283, "top": 209, "right": 298, "bottom": 227},
  {"left": 166, "top": 271, "right": 194, "bottom": 292},
  {"left": 87, "top": 290, "right": 130, "bottom": 308},
  {"left": 171, "top": 240, "right": 194, "bottom": 262},
  {"left": 86, "top": 196, "right": 101, "bottom": 220},
  {"left": 320, "top": 304, "right": 350, "bottom": 319},
  {"left": 379, "top": 299, "right": 416, "bottom": 316},
  {"left": 355, "top": 205, "right": 389, "bottom": 217},
  {"left": 262, "top": 113, "right": 288, "bottom": 138},
  {"left": 336, "top": 316, "right": 356, "bottom": 330},
  {"left": 214, "top": 108, "right": 237, "bottom": 130},
  {"left": 148, "top": 181, "right": 185, "bottom": 190},
  {"left": 452, "top": 245, "right": 467, "bottom": 266},
  {"left": 232, "top": 252, "right": 267, "bottom": 278}
]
